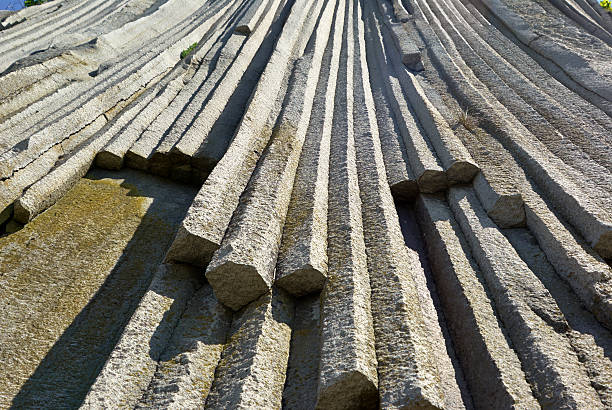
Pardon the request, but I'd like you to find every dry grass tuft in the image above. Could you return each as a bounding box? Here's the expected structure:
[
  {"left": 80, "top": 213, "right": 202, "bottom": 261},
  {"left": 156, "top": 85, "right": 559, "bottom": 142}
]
[{"left": 455, "top": 106, "right": 478, "bottom": 131}]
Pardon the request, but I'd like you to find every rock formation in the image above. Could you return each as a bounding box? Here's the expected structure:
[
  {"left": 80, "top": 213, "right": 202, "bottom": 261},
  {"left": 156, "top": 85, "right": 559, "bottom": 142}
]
[{"left": 0, "top": 0, "right": 611, "bottom": 407}]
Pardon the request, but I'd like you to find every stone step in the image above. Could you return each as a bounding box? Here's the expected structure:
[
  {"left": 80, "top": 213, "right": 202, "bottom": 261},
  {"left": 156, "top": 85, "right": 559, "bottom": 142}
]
[
  {"left": 147, "top": 0, "right": 261, "bottom": 175},
  {"left": 122, "top": 11, "right": 244, "bottom": 173},
  {"left": 0, "top": 0, "right": 213, "bottom": 150},
  {"left": 413, "top": 75, "right": 526, "bottom": 228},
  {"left": 0, "top": 0, "right": 116, "bottom": 71},
  {"left": 377, "top": 0, "right": 423, "bottom": 70},
  {"left": 379, "top": 3, "right": 479, "bottom": 186},
  {"left": 446, "top": 103, "right": 612, "bottom": 336},
  {"left": 0, "top": 146, "right": 62, "bottom": 225},
  {"left": 0, "top": 2, "right": 226, "bottom": 181},
  {"left": 0, "top": 53, "right": 92, "bottom": 123}
]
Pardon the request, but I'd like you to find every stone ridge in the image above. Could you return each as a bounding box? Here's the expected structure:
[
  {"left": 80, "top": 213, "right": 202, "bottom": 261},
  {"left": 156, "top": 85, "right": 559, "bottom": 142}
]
[{"left": 0, "top": 0, "right": 611, "bottom": 407}]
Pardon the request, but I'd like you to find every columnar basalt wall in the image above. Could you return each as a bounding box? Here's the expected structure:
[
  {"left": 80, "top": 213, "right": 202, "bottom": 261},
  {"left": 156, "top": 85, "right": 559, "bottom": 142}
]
[{"left": 0, "top": 0, "right": 611, "bottom": 407}]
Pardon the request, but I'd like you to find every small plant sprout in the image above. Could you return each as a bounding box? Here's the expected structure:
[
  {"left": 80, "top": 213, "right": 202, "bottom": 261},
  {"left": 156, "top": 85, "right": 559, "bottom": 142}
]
[{"left": 180, "top": 42, "right": 198, "bottom": 59}]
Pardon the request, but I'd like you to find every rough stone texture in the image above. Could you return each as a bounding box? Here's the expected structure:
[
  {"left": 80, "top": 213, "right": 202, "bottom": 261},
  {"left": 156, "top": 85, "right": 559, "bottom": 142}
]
[
  {"left": 366, "top": 6, "right": 418, "bottom": 202},
  {"left": 1, "top": 0, "right": 611, "bottom": 408},
  {"left": 448, "top": 186, "right": 604, "bottom": 408},
  {"left": 377, "top": 0, "right": 424, "bottom": 70},
  {"left": 504, "top": 227, "right": 612, "bottom": 408},
  {"left": 165, "top": 0, "right": 318, "bottom": 267},
  {"left": 367, "top": 9, "right": 448, "bottom": 194},
  {"left": 282, "top": 293, "right": 321, "bottom": 409},
  {"left": 316, "top": 2, "right": 379, "bottom": 407},
  {"left": 355, "top": 2, "right": 458, "bottom": 407},
  {"left": 0, "top": 169, "right": 196, "bottom": 408},
  {"left": 236, "top": 0, "right": 268, "bottom": 34},
  {"left": 82, "top": 263, "right": 202, "bottom": 409},
  {"left": 416, "top": 194, "right": 539, "bottom": 408},
  {"left": 275, "top": 0, "right": 346, "bottom": 296},
  {"left": 97, "top": 72, "right": 186, "bottom": 171},
  {"left": 136, "top": 282, "right": 232, "bottom": 409},
  {"left": 204, "top": 287, "right": 294, "bottom": 409},
  {"left": 206, "top": 0, "right": 336, "bottom": 310}
]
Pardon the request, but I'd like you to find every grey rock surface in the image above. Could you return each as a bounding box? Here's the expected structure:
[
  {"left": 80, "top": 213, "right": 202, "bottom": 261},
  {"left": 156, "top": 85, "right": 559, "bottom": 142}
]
[
  {"left": 204, "top": 287, "right": 294, "bottom": 409},
  {"left": 0, "top": 0, "right": 611, "bottom": 407},
  {"left": 206, "top": 0, "right": 336, "bottom": 310},
  {"left": 417, "top": 194, "right": 539, "bottom": 408},
  {"left": 316, "top": 3, "right": 378, "bottom": 407},
  {"left": 136, "top": 282, "right": 232, "bottom": 409}
]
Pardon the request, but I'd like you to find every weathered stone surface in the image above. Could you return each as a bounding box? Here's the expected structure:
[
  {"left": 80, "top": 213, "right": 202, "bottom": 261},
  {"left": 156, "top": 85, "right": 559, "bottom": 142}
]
[
  {"left": 282, "top": 293, "right": 321, "bottom": 409},
  {"left": 316, "top": 2, "right": 378, "bottom": 407},
  {"left": 407, "top": 0, "right": 612, "bottom": 259},
  {"left": 0, "top": 169, "right": 196, "bottom": 409},
  {"left": 146, "top": 30, "right": 248, "bottom": 176},
  {"left": 206, "top": 0, "right": 336, "bottom": 310},
  {"left": 523, "top": 188, "right": 612, "bottom": 330},
  {"left": 168, "top": 0, "right": 289, "bottom": 163},
  {"left": 412, "top": 75, "right": 527, "bottom": 229},
  {"left": 434, "top": 87, "right": 612, "bottom": 331},
  {"left": 366, "top": 14, "right": 418, "bottom": 202},
  {"left": 416, "top": 194, "right": 539, "bottom": 408},
  {"left": 504, "top": 227, "right": 612, "bottom": 408},
  {"left": 448, "top": 186, "right": 604, "bottom": 408},
  {"left": 15, "top": 80, "right": 163, "bottom": 222},
  {"left": 377, "top": 0, "right": 423, "bottom": 70},
  {"left": 136, "top": 282, "right": 232, "bottom": 409},
  {"left": 0, "top": 146, "right": 62, "bottom": 225},
  {"left": 165, "top": 0, "right": 318, "bottom": 267},
  {"left": 204, "top": 287, "right": 294, "bottom": 409},
  {"left": 97, "top": 73, "right": 186, "bottom": 171},
  {"left": 0, "top": 0, "right": 223, "bottom": 182},
  {"left": 1, "top": 0, "right": 611, "bottom": 407},
  {"left": 275, "top": 0, "right": 346, "bottom": 296},
  {"left": 366, "top": 3, "right": 448, "bottom": 194},
  {"left": 82, "top": 263, "right": 201, "bottom": 409},
  {"left": 236, "top": 0, "right": 268, "bottom": 34},
  {"left": 355, "top": 2, "right": 458, "bottom": 407},
  {"left": 479, "top": 0, "right": 612, "bottom": 105}
]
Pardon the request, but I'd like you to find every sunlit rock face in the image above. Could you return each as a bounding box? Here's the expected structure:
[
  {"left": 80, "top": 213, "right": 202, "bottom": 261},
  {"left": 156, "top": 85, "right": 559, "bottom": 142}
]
[{"left": 0, "top": 0, "right": 611, "bottom": 408}]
